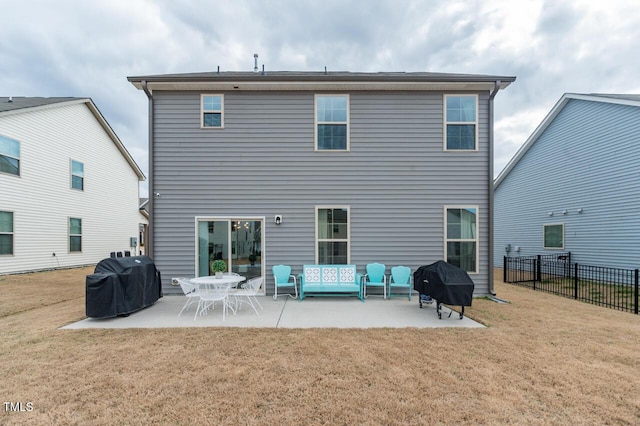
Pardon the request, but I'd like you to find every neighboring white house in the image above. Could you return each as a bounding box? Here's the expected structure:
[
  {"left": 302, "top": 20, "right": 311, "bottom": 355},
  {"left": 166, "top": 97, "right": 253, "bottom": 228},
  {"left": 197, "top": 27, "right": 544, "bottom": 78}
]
[{"left": 0, "top": 97, "right": 145, "bottom": 274}]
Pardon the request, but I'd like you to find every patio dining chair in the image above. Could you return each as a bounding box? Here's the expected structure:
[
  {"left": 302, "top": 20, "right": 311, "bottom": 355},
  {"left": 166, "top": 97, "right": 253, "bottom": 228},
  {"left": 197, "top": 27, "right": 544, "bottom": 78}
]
[
  {"left": 388, "top": 265, "right": 413, "bottom": 301},
  {"left": 230, "top": 276, "right": 263, "bottom": 315},
  {"left": 272, "top": 264, "right": 298, "bottom": 300},
  {"left": 363, "top": 263, "right": 387, "bottom": 299},
  {"left": 176, "top": 277, "right": 200, "bottom": 316},
  {"left": 195, "top": 281, "right": 232, "bottom": 321}
]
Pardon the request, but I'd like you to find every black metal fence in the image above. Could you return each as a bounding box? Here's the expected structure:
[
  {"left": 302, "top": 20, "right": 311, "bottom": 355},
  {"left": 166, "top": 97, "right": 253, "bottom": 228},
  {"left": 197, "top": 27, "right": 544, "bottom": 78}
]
[{"left": 504, "top": 252, "right": 639, "bottom": 315}]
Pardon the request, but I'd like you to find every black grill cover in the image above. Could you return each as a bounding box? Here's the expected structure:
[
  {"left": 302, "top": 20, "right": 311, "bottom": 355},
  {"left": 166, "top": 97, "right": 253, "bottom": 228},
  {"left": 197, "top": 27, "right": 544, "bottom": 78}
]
[
  {"left": 86, "top": 256, "right": 162, "bottom": 318},
  {"left": 413, "top": 261, "right": 475, "bottom": 306}
]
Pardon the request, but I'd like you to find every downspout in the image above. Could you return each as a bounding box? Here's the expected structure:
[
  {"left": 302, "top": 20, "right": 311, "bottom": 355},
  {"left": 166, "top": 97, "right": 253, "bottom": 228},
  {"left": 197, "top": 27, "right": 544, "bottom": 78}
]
[
  {"left": 142, "top": 80, "right": 154, "bottom": 259},
  {"left": 488, "top": 80, "right": 501, "bottom": 295}
]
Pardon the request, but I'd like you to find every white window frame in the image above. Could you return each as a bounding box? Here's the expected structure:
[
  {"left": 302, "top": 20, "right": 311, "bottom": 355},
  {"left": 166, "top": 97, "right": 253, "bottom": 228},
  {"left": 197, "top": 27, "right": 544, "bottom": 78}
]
[
  {"left": 315, "top": 206, "right": 350, "bottom": 264},
  {"left": 314, "top": 94, "right": 350, "bottom": 152},
  {"left": 70, "top": 159, "right": 84, "bottom": 191},
  {"left": 0, "top": 210, "right": 14, "bottom": 256},
  {"left": 543, "top": 223, "right": 565, "bottom": 250},
  {"left": 69, "top": 217, "right": 82, "bottom": 253},
  {"left": 443, "top": 94, "right": 479, "bottom": 152},
  {"left": 0, "top": 135, "right": 20, "bottom": 177},
  {"left": 200, "top": 94, "right": 224, "bottom": 129},
  {"left": 444, "top": 205, "right": 479, "bottom": 274}
]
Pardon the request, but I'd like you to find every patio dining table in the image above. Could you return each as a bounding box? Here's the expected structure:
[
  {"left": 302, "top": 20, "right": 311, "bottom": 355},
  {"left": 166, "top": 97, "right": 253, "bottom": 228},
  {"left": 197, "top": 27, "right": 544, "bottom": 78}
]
[
  {"left": 191, "top": 275, "right": 246, "bottom": 288},
  {"left": 190, "top": 275, "right": 247, "bottom": 318}
]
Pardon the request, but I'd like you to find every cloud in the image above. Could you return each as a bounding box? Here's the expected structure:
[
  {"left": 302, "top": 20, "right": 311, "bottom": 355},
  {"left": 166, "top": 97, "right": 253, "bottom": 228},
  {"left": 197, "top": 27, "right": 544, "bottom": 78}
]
[{"left": 2, "top": 0, "right": 640, "bottom": 194}]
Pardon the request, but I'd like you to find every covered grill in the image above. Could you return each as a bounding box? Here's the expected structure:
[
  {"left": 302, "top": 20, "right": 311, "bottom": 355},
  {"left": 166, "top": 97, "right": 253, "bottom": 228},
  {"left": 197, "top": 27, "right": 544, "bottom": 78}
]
[
  {"left": 413, "top": 261, "right": 475, "bottom": 319},
  {"left": 85, "top": 255, "right": 162, "bottom": 318}
]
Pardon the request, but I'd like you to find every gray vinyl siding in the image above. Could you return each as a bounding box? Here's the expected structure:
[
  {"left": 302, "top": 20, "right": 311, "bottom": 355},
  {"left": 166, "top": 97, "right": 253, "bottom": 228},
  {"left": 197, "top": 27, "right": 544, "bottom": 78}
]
[
  {"left": 153, "top": 91, "right": 491, "bottom": 295},
  {"left": 494, "top": 98, "right": 640, "bottom": 270}
]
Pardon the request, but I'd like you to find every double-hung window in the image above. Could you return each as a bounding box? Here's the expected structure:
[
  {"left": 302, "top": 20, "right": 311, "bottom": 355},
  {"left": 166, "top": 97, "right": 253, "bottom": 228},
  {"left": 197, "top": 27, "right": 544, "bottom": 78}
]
[
  {"left": 0, "top": 211, "right": 13, "bottom": 255},
  {"left": 315, "top": 95, "right": 349, "bottom": 151},
  {"left": 444, "top": 95, "right": 478, "bottom": 151},
  {"left": 201, "top": 94, "right": 224, "bottom": 128},
  {"left": 544, "top": 223, "right": 564, "bottom": 249},
  {"left": 316, "top": 207, "right": 349, "bottom": 264},
  {"left": 69, "top": 218, "right": 82, "bottom": 252},
  {"left": 445, "top": 206, "right": 478, "bottom": 273},
  {"left": 0, "top": 135, "right": 20, "bottom": 176},
  {"left": 71, "top": 160, "right": 84, "bottom": 190}
]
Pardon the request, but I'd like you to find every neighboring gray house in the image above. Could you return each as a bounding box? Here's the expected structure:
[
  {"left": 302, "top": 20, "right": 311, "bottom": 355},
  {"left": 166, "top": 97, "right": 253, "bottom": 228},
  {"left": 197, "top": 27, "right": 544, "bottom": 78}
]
[
  {"left": 128, "top": 71, "right": 515, "bottom": 295},
  {"left": 494, "top": 93, "right": 640, "bottom": 270}
]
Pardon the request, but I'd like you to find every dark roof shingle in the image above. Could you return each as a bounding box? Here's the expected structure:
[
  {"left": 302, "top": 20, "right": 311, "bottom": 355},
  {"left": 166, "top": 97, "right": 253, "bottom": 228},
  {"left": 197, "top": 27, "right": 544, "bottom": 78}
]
[{"left": 0, "top": 97, "right": 80, "bottom": 113}]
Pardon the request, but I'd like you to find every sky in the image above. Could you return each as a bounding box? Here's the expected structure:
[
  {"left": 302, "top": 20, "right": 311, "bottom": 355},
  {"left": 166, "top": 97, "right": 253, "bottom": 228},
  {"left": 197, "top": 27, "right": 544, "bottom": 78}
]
[{"left": 2, "top": 0, "right": 640, "bottom": 197}]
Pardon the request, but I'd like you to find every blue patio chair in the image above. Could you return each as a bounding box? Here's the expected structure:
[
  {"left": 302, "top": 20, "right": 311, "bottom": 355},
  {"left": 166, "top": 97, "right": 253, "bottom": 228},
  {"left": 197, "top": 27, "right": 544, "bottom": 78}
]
[
  {"left": 363, "top": 263, "right": 387, "bottom": 299},
  {"left": 272, "top": 264, "right": 298, "bottom": 300},
  {"left": 388, "top": 265, "right": 413, "bottom": 301}
]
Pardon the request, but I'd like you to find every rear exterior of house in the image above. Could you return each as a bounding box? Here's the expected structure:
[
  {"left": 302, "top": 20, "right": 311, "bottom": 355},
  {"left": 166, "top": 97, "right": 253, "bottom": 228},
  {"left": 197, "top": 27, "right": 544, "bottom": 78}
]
[
  {"left": 0, "top": 97, "right": 145, "bottom": 274},
  {"left": 494, "top": 94, "right": 640, "bottom": 270},
  {"left": 128, "top": 71, "right": 515, "bottom": 296}
]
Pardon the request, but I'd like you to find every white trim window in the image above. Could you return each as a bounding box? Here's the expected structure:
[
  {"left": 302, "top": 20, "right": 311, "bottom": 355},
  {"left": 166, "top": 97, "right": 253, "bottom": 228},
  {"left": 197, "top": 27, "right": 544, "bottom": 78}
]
[
  {"left": 445, "top": 206, "right": 479, "bottom": 273},
  {"left": 201, "top": 94, "right": 224, "bottom": 128},
  {"left": 316, "top": 206, "right": 350, "bottom": 264},
  {"left": 69, "top": 217, "right": 82, "bottom": 253},
  {"left": 543, "top": 223, "right": 564, "bottom": 249},
  {"left": 71, "top": 159, "right": 84, "bottom": 190},
  {"left": 444, "top": 94, "right": 478, "bottom": 151},
  {"left": 0, "top": 211, "right": 13, "bottom": 255},
  {"left": 0, "top": 135, "right": 20, "bottom": 176},
  {"left": 315, "top": 94, "right": 349, "bottom": 151}
]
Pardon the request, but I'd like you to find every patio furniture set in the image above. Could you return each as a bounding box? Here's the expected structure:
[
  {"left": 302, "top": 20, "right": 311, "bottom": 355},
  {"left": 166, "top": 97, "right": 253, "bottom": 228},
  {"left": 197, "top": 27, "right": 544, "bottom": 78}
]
[
  {"left": 273, "top": 263, "right": 414, "bottom": 302},
  {"left": 175, "top": 274, "right": 263, "bottom": 321}
]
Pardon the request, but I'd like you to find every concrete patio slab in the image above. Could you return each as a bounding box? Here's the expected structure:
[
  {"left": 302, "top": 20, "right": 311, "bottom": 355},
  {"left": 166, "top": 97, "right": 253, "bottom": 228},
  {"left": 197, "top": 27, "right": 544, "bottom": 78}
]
[{"left": 61, "top": 295, "right": 485, "bottom": 329}]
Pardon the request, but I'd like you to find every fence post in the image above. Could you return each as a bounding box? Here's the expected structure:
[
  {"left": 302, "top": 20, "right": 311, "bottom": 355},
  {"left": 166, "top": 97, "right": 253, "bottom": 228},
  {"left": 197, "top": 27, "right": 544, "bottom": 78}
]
[
  {"left": 574, "top": 263, "right": 579, "bottom": 300},
  {"left": 503, "top": 256, "right": 507, "bottom": 282},
  {"left": 635, "top": 269, "right": 639, "bottom": 315},
  {"left": 535, "top": 255, "right": 541, "bottom": 289}
]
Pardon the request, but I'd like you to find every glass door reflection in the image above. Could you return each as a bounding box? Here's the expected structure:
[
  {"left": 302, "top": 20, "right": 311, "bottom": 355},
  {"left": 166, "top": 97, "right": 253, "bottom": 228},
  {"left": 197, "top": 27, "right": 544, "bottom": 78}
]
[
  {"left": 231, "top": 220, "right": 262, "bottom": 281},
  {"left": 197, "top": 218, "right": 263, "bottom": 284}
]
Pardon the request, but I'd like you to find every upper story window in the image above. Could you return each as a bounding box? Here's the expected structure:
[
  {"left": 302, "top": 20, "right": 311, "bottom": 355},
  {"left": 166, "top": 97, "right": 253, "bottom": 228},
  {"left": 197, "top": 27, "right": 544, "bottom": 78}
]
[
  {"left": 0, "top": 135, "right": 20, "bottom": 176},
  {"left": 445, "top": 206, "right": 478, "bottom": 273},
  {"left": 544, "top": 223, "right": 564, "bottom": 249},
  {"left": 444, "top": 95, "right": 478, "bottom": 151},
  {"left": 315, "top": 95, "right": 349, "bottom": 151},
  {"left": 69, "top": 217, "right": 82, "bottom": 252},
  {"left": 71, "top": 160, "right": 84, "bottom": 190},
  {"left": 201, "top": 94, "right": 224, "bottom": 128},
  {"left": 0, "top": 211, "right": 13, "bottom": 255}
]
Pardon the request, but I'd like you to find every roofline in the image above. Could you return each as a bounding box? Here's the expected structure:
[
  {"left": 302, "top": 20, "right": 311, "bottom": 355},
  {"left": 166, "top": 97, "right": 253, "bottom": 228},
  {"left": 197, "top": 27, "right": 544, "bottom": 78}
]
[
  {"left": 83, "top": 100, "right": 146, "bottom": 181},
  {"left": 494, "top": 93, "right": 640, "bottom": 189},
  {"left": 0, "top": 98, "right": 145, "bottom": 181},
  {"left": 128, "top": 72, "right": 515, "bottom": 93}
]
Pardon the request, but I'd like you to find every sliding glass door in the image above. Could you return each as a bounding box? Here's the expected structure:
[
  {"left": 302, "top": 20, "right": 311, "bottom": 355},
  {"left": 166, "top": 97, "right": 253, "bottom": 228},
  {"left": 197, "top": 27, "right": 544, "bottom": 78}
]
[{"left": 196, "top": 218, "right": 263, "bottom": 284}]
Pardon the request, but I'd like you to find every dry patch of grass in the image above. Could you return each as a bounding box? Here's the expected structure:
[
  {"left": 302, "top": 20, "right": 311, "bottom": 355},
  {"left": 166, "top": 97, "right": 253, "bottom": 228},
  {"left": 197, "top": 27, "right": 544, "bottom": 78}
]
[{"left": 1, "top": 268, "right": 639, "bottom": 425}]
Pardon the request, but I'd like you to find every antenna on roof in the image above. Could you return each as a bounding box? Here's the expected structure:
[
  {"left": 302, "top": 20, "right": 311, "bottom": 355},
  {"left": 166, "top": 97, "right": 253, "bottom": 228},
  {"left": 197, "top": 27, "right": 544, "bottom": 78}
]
[{"left": 253, "top": 54, "right": 259, "bottom": 73}]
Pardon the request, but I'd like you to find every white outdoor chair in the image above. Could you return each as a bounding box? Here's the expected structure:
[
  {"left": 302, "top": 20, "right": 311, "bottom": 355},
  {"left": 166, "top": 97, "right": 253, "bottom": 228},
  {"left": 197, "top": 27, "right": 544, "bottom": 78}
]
[
  {"left": 195, "top": 281, "right": 232, "bottom": 321},
  {"left": 176, "top": 277, "right": 200, "bottom": 316},
  {"left": 230, "top": 277, "right": 263, "bottom": 315}
]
